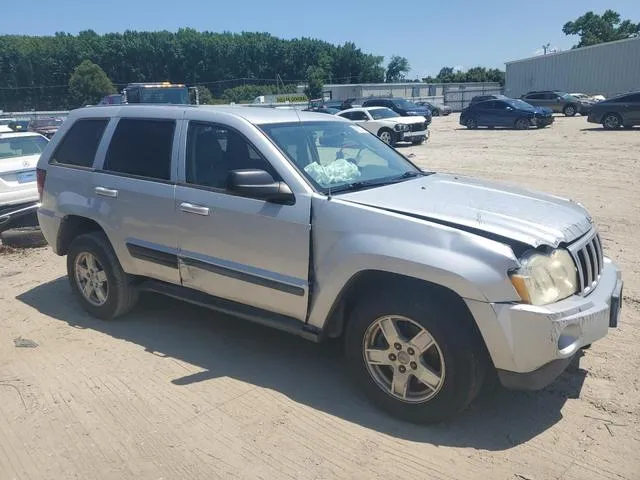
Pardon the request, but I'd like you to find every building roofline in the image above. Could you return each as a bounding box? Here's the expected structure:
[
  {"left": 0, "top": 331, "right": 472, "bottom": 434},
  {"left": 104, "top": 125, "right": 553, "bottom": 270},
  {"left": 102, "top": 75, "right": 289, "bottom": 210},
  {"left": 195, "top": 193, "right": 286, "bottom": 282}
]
[
  {"left": 505, "top": 36, "right": 640, "bottom": 65},
  {"left": 323, "top": 81, "right": 502, "bottom": 88}
]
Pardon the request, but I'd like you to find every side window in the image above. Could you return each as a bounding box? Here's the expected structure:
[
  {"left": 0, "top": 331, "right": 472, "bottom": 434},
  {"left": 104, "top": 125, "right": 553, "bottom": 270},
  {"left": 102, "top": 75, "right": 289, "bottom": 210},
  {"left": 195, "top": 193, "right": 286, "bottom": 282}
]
[
  {"left": 353, "top": 111, "right": 369, "bottom": 121},
  {"left": 481, "top": 101, "right": 496, "bottom": 109},
  {"left": 103, "top": 118, "right": 175, "bottom": 180},
  {"left": 339, "top": 112, "right": 355, "bottom": 120},
  {"left": 526, "top": 93, "right": 542, "bottom": 100},
  {"left": 545, "top": 93, "right": 559, "bottom": 100},
  {"left": 186, "top": 122, "right": 277, "bottom": 190},
  {"left": 50, "top": 119, "right": 108, "bottom": 167}
]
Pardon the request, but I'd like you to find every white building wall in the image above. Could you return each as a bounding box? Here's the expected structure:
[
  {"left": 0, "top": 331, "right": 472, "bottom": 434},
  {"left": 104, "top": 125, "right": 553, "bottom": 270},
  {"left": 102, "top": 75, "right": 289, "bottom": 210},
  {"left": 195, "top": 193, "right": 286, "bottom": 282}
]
[{"left": 505, "top": 37, "right": 640, "bottom": 98}]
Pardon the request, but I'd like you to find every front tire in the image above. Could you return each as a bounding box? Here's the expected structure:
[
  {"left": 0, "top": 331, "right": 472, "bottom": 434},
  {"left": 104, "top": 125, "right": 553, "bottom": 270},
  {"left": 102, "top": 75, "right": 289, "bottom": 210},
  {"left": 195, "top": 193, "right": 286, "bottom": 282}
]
[
  {"left": 515, "top": 118, "right": 530, "bottom": 130},
  {"left": 67, "top": 232, "right": 139, "bottom": 320},
  {"left": 465, "top": 117, "right": 478, "bottom": 129},
  {"left": 345, "top": 287, "right": 487, "bottom": 423},
  {"left": 431, "top": 109, "right": 440, "bottom": 117},
  {"left": 378, "top": 128, "right": 395, "bottom": 146},
  {"left": 563, "top": 104, "right": 577, "bottom": 117}
]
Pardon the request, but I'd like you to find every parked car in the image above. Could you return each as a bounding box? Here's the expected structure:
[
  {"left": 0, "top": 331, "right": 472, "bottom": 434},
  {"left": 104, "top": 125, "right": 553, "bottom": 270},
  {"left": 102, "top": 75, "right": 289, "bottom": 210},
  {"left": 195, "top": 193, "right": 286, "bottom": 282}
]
[
  {"left": 415, "top": 101, "right": 452, "bottom": 116},
  {"left": 28, "top": 117, "right": 65, "bottom": 138},
  {"left": 469, "top": 94, "right": 508, "bottom": 105},
  {"left": 361, "top": 98, "right": 432, "bottom": 125},
  {"left": 0, "top": 131, "right": 49, "bottom": 233},
  {"left": 460, "top": 99, "right": 555, "bottom": 130},
  {"left": 304, "top": 107, "right": 341, "bottom": 115},
  {"left": 37, "top": 105, "right": 622, "bottom": 423},
  {"left": 99, "top": 94, "right": 123, "bottom": 106},
  {"left": 337, "top": 106, "right": 429, "bottom": 145},
  {"left": 587, "top": 91, "right": 640, "bottom": 129},
  {"left": 520, "top": 91, "right": 593, "bottom": 117},
  {"left": 571, "top": 93, "right": 606, "bottom": 102},
  {"left": 0, "top": 118, "right": 17, "bottom": 133},
  {"left": 321, "top": 99, "right": 360, "bottom": 111},
  {"left": 7, "top": 119, "right": 30, "bottom": 132}
]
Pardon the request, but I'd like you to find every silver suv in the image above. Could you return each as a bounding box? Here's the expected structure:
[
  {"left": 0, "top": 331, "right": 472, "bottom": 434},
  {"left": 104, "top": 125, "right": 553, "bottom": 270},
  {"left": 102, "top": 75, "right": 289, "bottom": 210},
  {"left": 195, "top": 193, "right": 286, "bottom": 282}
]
[{"left": 36, "top": 105, "right": 623, "bottom": 423}]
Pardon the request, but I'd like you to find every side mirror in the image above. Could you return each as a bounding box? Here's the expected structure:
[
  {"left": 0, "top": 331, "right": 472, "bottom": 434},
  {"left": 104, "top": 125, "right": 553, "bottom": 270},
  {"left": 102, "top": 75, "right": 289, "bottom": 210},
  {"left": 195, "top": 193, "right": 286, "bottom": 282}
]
[{"left": 227, "top": 169, "right": 294, "bottom": 204}]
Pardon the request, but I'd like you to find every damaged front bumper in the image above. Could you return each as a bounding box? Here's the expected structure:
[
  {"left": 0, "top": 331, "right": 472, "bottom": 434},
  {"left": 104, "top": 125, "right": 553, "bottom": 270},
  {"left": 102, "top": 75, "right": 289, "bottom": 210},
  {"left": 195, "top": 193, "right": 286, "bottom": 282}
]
[{"left": 490, "top": 257, "right": 622, "bottom": 390}]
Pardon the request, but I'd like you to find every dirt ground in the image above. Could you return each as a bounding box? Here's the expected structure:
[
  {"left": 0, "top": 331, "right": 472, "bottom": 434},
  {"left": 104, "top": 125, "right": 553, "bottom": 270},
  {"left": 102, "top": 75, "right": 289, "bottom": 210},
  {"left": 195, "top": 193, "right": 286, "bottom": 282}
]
[{"left": 1, "top": 114, "right": 638, "bottom": 480}]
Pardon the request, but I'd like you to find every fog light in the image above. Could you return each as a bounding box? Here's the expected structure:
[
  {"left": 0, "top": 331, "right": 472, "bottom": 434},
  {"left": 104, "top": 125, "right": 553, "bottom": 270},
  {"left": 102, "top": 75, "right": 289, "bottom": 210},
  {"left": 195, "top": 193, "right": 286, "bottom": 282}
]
[{"left": 558, "top": 324, "right": 581, "bottom": 355}]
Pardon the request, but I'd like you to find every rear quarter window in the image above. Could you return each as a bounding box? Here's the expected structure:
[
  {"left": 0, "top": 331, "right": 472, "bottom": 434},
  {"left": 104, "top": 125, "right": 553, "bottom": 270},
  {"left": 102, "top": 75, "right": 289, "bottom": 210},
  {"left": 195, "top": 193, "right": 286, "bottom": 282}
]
[{"left": 50, "top": 118, "right": 109, "bottom": 168}]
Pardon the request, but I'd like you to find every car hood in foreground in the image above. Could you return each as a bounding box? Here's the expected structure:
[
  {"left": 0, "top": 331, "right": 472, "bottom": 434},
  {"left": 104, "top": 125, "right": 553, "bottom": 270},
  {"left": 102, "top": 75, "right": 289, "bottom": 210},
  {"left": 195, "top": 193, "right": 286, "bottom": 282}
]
[{"left": 337, "top": 173, "right": 592, "bottom": 248}]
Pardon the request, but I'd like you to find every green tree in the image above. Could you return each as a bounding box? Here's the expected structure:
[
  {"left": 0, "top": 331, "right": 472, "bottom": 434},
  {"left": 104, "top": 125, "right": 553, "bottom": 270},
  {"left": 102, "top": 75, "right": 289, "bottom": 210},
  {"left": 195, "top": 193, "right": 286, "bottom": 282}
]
[
  {"left": 563, "top": 10, "right": 640, "bottom": 48},
  {"left": 422, "top": 66, "right": 505, "bottom": 85},
  {"left": 221, "top": 83, "right": 296, "bottom": 103},
  {"left": 305, "top": 66, "right": 327, "bottom": 99},
  {"left": 385, "top": 56, "right": 410, "bottom": 82},
  {"left": 68, "top": 60, "right": 116, "bottom": 107},
  {"left": 194, "top": 85, "right": 216, "bottom": 104}
]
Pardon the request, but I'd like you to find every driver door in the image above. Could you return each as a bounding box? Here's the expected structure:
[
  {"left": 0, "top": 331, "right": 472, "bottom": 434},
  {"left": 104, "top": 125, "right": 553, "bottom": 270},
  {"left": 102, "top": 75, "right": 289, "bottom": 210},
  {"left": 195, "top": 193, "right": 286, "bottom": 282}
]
[{"left": 174, "top": 118, "right": 312, "bottom": 321}]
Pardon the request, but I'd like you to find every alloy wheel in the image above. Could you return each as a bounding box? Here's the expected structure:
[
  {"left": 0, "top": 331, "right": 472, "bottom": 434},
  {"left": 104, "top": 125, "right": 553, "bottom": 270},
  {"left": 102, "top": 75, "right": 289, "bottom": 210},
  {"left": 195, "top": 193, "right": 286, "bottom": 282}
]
[
  {"left": 74, "top": 252, "right": 109, "bottom": 306},
  {"left": 362, "top": 315, "right": 445, "bottom": 403}
]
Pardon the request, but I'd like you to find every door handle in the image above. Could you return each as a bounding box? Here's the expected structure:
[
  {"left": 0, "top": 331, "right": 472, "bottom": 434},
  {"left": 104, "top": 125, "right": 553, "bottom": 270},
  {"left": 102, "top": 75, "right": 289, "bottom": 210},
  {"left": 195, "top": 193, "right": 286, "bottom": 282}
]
[
  {"left": 180, "top": 202, "right": 210, "bottom": 216},
  {"left": 95, "top": 186, "right": 118, "bottom": 198}
]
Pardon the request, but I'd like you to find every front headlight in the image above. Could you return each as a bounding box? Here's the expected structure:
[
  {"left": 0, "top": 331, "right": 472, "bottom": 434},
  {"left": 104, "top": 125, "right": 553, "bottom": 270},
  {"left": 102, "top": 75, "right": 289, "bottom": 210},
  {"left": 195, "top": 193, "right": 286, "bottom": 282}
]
[
  {"left": 394, "top": 124, "right": 404, "bottom": 131},
  {"left": 509, "top": 249, "right": 577, "bottom": 305}
]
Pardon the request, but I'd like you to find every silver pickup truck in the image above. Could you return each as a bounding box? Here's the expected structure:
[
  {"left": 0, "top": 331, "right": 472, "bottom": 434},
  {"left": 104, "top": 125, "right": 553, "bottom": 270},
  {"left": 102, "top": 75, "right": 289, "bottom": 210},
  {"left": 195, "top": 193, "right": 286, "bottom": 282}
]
[{"left": 36, "top": 105, "right": 623, "bottom": 423}]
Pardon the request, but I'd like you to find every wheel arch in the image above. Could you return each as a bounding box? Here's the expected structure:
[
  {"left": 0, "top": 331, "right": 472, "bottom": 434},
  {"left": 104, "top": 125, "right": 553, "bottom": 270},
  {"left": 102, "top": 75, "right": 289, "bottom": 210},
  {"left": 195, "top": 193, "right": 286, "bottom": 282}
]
[
  {"left": 56, "top": 215, "right": 107, "bottom": 256},
  {"left": 322, "top": 270, "right": 482, "bottom": 341}
]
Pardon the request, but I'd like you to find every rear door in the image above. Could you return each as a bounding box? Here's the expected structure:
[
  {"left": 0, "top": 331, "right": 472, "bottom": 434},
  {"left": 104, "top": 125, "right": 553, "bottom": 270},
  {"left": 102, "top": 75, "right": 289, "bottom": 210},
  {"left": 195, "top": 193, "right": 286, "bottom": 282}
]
[
  {"left": 174, "top": 113, "right": 311, "bottom": 320},
  {"left": 93, "top": 116, "right": 181, "bottom": 284},
  {"left": 620, "top": 93, "right": 640, "bottom": 124}
]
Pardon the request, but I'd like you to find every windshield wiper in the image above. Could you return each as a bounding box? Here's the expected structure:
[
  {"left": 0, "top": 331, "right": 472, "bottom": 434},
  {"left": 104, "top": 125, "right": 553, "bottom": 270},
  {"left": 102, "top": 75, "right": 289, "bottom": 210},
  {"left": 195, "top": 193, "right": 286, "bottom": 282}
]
[{"left": 330, "top": 170, "right": 425, "bottom": 194}]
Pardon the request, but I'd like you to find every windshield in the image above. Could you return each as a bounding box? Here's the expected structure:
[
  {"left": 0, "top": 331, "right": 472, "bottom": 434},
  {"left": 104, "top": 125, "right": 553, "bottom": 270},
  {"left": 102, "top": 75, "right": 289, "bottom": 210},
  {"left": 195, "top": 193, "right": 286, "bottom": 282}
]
[
  {"left": 136, "top": 87, "right": 189, "bottom": 104},
  {"left": 507, "top": 99, "right": 536, "bottom": 110},
  {"left": 0, "top": 136, "right": 49, "bottom": 160},
  {"left": 369, "top": 108, "right": 399, "bottom": 120},
  {"left": 392, "top": 98, "right": 421, "bottom": 110},
  {"left": 259, "top": 121, "right": 421, "bottom": 193}
]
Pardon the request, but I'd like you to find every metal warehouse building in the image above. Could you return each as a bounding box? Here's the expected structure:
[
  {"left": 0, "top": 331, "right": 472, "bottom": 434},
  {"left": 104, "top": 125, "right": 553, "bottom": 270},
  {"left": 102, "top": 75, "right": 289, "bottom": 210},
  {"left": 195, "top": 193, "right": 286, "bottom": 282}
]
[
  {"left": 505, "top": 37, "right": 640, "bottom": 98},
  {"left": 323, "top": 82, "right": 503, "bottom": 110}
]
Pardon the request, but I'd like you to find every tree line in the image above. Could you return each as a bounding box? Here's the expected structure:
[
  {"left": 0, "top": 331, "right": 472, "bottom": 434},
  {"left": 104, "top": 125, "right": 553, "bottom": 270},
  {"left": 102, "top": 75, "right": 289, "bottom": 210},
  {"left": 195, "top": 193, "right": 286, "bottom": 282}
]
[{"left": 0, "top": 29, "right": 385, "bottom": 110}]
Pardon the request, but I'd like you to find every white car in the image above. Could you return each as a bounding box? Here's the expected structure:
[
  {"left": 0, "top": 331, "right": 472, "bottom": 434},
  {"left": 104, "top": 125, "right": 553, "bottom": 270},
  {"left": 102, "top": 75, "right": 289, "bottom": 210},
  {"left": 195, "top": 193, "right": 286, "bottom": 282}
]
[
  {"left": 571, "top": 93, "right": 606, "bottom": 102},
  {"left": 337, "top": 107, "right": 429, "bottom": 146},
  {"left": 0, "top": 131, "right": 49, "bottom": 232}
]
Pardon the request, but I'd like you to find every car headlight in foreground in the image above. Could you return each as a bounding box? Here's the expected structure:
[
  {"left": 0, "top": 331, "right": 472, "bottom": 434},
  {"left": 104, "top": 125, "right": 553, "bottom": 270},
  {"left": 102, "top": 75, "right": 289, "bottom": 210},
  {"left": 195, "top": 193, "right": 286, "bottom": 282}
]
[
  {"left": 394, "top": 124, "right": 409, "bottom": 131},
  {"left": 510, "top": 249, "right": 577, "bottom": 305}
]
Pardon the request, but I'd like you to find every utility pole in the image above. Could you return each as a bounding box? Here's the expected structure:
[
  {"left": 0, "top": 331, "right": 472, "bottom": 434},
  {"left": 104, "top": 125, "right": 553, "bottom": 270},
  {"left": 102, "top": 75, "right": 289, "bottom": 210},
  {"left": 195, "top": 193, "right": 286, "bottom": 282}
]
[{"left": 542, "top": 42, "right": 551, "bottom": 55}]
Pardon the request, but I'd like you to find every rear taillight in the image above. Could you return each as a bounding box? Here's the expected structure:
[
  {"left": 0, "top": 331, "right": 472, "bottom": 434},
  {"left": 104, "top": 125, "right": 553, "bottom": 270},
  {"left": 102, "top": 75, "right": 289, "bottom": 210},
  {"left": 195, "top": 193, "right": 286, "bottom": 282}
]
[{"left": 36, "top": 168, "right": 46, "bottom": 201}]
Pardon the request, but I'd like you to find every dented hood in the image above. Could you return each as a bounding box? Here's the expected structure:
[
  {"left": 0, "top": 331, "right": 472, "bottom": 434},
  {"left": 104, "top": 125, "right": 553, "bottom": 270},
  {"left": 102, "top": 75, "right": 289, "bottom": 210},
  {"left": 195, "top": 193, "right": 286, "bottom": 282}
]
[{"left": 338, "top": 173, "right": 593, "bottom": 248}]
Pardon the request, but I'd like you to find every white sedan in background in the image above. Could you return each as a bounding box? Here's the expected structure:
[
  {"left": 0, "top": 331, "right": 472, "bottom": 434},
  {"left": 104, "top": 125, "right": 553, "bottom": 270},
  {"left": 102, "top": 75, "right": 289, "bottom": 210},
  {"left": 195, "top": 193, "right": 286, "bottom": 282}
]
[
  {"left": 0, "top": 131, "right": 49, "bottom": 233},
  {"left": 337, "top": 107, "right": 429, "bottom": 146}
]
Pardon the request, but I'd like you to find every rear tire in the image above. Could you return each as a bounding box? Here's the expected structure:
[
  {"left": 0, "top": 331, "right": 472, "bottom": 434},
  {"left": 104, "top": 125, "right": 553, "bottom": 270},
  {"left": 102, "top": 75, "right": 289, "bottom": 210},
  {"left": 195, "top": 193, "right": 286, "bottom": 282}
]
[
  {"left": 563, "top": 104, "right": 577, "bottom": 117},
  {"left": 67, "top": 232, "right": 139, "bottom": 320},
  {"left": 344, "top": 287, "right": 487, "bottom": 423},
  {"left": 465, "top": 117, "right": 478, "bottom": 129},
  {"left": 602, "top": 113, "right": 622, "bottom": 130}
]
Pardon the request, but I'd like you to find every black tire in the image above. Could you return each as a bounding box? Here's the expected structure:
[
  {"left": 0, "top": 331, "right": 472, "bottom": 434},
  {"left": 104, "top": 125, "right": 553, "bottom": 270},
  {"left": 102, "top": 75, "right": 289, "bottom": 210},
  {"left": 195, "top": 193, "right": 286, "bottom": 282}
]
[
  {"left": 563, "top": 104, "right": 577, "bottom": 117},
  {"left": 602, "top": 113, "right": 622, "bottom": 130},
  {"left": 515, "top": 118, "right": 530, "bottom": 130},
  {"left": 378, "top": 128, "right": 395, "bottom": 146},
  {"left": 465, "top": 117, "right": 478, "bottom": 129},
  {"left": 67, "top": 232, "right": 139, "bottom": 320},
  {"left": 0, "top": 227, "right": 46, "bottom": 248},
  {"left": 344, "top": 287, "right": 487, "bottom": 423},
  {"left": 431, "top": 109, "right": 440, "bottom": 117}
]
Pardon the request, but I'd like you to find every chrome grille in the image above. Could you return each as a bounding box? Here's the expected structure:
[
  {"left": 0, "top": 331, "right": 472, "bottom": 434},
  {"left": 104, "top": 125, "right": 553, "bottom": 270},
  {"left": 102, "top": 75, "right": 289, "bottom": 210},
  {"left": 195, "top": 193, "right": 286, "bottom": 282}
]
[{"left": 568, "top": 231, "right": 604, "bottom": 295}]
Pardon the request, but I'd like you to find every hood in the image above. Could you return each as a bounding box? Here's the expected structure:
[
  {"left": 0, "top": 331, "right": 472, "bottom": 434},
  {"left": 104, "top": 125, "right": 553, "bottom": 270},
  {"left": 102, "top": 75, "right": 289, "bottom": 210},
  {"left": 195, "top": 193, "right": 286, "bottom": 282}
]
[
  {"left": 337, "top": 173, "right": 592, "bottom": 249},
  {"left": 533, "top": 106, "right": 553, "bottom": 116}
]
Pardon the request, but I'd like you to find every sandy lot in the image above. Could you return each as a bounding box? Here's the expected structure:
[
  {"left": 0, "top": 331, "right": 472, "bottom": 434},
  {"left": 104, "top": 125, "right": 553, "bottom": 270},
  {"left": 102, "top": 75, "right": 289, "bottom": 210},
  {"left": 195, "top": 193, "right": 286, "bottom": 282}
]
[{"left": 1, "top": 114, "right": 638, "bottom": 480}]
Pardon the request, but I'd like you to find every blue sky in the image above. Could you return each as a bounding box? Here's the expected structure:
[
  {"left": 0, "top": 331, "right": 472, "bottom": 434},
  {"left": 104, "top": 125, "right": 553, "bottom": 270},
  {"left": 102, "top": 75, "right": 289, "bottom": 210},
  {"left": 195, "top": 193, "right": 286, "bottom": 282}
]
[{"left": 2, "top": 0, "right": 639, "bottom": 79}]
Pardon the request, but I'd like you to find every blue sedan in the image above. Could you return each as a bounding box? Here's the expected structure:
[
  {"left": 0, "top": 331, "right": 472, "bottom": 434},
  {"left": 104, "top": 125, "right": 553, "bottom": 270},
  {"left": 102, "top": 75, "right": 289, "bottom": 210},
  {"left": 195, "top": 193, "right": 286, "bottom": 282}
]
[{"left": 460, "top": 98, "right": 554, "bottom": 130}]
